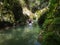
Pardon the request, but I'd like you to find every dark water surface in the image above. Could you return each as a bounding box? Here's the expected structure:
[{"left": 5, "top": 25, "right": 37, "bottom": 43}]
[{"left": 0, "top": 23, "right": 41, "bottom": 45}]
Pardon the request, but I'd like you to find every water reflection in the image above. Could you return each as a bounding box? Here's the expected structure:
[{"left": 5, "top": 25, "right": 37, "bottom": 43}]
[
  {"left": 0, "top": 22, "right": 41, "bottom": 45},
  {"left": 34, "top": 40, "right": 41, "bottom": 45}
]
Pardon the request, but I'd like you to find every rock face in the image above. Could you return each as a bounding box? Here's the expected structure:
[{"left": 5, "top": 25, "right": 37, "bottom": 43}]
[{"left": 0, "top": 21, "right": 13, "bottom": 29}]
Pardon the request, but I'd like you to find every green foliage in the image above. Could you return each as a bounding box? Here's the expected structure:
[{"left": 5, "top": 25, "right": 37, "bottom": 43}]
[
  {"left": 38, "top": 0, "right": 60, "bottom": 45},
  {"left": 42, "top": 32, "right": 60, "bottom": 45},
  {"left": 0, "top": 0, "right": 60, "bottom": 45},
  {"left": 0, "top": 0, "right": 29, "bottom": 28}
]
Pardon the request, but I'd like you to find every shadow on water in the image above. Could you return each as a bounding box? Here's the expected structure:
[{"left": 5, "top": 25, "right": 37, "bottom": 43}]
[{"left": 0, "top": 23, "right": 41, "bottom": 45}]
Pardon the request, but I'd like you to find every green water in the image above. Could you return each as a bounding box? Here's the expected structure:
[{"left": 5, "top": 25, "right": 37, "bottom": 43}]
[{"left": 0, "top": 23, "right": 40, "bottom": 45}]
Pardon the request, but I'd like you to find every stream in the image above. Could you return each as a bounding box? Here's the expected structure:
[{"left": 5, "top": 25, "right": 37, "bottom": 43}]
[{"left": 0, "top": 22, "right": 41, "bottom": 45}]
